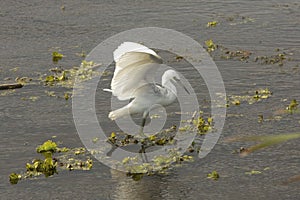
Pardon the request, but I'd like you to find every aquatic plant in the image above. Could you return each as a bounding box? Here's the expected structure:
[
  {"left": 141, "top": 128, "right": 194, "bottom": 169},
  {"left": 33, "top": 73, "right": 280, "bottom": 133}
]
[
  {"left": 207, "top": 170, "right": 219, "bottom": 180},
  {"left": 52, "top": 51, "right": 64, "bottom": 63},
  {"left": 207, "top": 21, "right": 218, "bottom": 27},
  {"left": 9, "top": 140, "right": 93, "bottom": 185}
]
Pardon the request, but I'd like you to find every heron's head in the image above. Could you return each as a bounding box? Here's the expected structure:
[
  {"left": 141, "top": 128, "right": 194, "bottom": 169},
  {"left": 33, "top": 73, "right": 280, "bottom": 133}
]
[
  {"left": 162, "top": 70, "right": 180, "bottom": 82},
  {"left": 162, "top": 70, "right": 189, "bottom": 94}
]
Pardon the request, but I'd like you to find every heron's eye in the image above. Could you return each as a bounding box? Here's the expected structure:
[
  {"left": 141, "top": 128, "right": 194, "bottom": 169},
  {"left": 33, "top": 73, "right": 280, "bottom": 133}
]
[{"left": 174, "top": 77, "right": 180, "bottom": 81}]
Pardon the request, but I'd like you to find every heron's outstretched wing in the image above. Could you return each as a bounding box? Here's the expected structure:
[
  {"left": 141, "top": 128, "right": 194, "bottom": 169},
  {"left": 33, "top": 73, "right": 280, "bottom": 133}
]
[{"left": 110, "top": 42, "right": 163, "bottom": 100}]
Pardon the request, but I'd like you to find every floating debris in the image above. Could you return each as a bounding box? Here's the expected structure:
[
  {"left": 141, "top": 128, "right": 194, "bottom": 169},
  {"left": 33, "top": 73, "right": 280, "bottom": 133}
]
[
  {"left": 15, "top": 77, "right": 32, "bottom": 85},
  {"left": 21, "top": 96, "right": 39, "bottom": 102},
  {"left": 75, "top": 51, "right": 86, "bottom": 58},
  {"left": 225, "top": 133, "right": 300, "bottom": 157},
  {"left": 226, "top": 15, "right": 255, "bottom": 26},
  {"left": 0, "top": 83, "right": 23, "bottom": 90},
  {"left": 175, "top": 55, "right": 184, "bottom": 61},
  {"left": 245, "top": 170, "right": 262, "bottom": 175}
]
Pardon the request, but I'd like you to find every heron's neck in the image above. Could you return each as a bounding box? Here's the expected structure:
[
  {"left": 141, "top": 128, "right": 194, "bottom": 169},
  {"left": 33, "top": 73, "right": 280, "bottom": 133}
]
[{"left": 162, "top": 79, "right": 177, "bottom": 97}]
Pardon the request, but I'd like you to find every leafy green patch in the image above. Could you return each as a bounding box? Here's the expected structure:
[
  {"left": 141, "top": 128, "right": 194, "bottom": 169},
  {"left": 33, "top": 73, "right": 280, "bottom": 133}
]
[
  {"left": 207, "top": 21, "right": 218, "bottom": 27},
  {"left": 9, "top": 140, "right": 92, "bottom": 184},
  {"left": 52, "top": 52, "right": 64, "bottom": 63},
  {"left": 123, "top": 150, "right": 194, "bottom": 179},
  {"left": 194, "top": 116, "right": 213, "bottom": 135},
  {"left": 106, "top": 126, "right": 177, "bottom": 147},
  {"left": 26, "top": 157, "right": 57, "bottom": 178},
  {"left": 43, "top": 60, "right": 101, "bottom": 88},
  {"left": 36, "top": 140, "right": 57, "bottom": 153},
  {"left": 205, "top": 39, "right": 217, "bottom": 52},
  {"left": 286, "top": 99, "right": 298, "bottom": 113},
  {"left": 207, "top": 170, "right": 219, "bottom": 180},
  {"left": 9, "top": 173, "right": 22, "bottom": 185}
]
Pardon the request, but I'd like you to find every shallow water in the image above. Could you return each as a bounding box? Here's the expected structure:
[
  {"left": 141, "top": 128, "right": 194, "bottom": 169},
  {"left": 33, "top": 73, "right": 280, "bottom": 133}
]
[{"left": 1, "top": 0, "right": 300, "bottom": 199}]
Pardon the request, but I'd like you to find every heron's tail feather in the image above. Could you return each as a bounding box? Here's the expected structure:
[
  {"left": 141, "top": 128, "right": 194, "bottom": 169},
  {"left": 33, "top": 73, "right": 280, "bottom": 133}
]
[{"left": 109, "top": 107, "right": 129, "bottom": 120}]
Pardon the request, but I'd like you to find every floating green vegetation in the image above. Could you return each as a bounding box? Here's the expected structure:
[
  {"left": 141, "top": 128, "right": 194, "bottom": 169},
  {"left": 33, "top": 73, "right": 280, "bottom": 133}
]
[
  {"left": 43, "top": 60, "right": 101, "bottom": 88},
  {"left": 220, "top": 49, "right": 252, "bottom": 62},
  {"left": 205, "top": 39, "right": 217, "bottom": 52},
  {"left": 9, "top": 173, "right": 22, "bottom": 185},
  {"left": 9, "top": 140, "right": 92, "bottom": 185},
  {"left": 44, "top": 90, "right": 72, "bottom": 100},
  {"left": 64, "top": 92, "right": 71, "bottom": 100},
  {"left": 227, "top": 88, "right": 272, "bottom": 106},
  {"left": 253, "top": 88, "right": 272, "bottom": 100},
  {"left": 207, "top": 170, "right": 219, "bottom": 180},
  {"left": 286, "top": 99, "right": 298, "bottom": 113},
  {"left": 26, "top": 156, "right": 57, "bottom": 178},
  {"left": 207, "top": 21, "right": 218, "bottom": 27},
  {"left": 36, "top": 140, "right": 57, "bottom": 153},
  {"left": 254, "top": 52, "right": 287, "bottom": 66},
  {"left": 52, "top": 51, "right": 64, "bottom": 63},
  {"left": 123, "top": 149, "right": 194, "bottom": 179},
  {"left": 193, "top": 115, "right": 213, "bottom": 135},
  {"left": 100, "top": 123, "right": 201, "bottom": 180},
  {"left": 107, "top": 126, "right": 177, "bottom": 147}
]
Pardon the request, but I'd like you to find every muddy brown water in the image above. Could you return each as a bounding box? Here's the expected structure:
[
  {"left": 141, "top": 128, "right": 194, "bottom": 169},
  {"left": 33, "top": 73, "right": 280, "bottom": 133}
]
[{"left": 1, "top": 0, "right": 300, "bottom": 199}]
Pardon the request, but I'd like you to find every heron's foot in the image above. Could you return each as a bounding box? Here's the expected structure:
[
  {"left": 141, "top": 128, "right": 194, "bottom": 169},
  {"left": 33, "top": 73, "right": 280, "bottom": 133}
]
[
  {"left": 138, "top": 126, "right": 147, "bottom": 138},
  {"left": 139, "top": 131, "right": 146, "bottom": 138},
  {"left": 139, "top": 145, "right": 149, "bottom": 163}
]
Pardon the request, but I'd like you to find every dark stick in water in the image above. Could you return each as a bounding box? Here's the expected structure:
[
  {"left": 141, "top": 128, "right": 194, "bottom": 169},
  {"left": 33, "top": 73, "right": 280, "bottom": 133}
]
[{"left": 0, "top": 83, "right": 23, "bottom": 90}]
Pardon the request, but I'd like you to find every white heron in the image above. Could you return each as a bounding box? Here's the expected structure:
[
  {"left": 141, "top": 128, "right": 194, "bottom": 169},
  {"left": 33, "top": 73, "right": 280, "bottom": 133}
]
[{"left": 104, "top": 42, "right": 189, "bottom": 135}]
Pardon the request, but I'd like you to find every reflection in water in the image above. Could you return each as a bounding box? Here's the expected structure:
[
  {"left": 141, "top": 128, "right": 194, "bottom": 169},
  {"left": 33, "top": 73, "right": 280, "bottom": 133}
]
[{"left": 110, "top": 169, "right": 174, "bottom": 200}]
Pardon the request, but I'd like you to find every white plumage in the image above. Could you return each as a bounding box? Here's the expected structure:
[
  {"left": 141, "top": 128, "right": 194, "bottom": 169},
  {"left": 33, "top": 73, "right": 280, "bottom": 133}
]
[{"left": 105, "top": 42, "right": 189, "bottom": 134}]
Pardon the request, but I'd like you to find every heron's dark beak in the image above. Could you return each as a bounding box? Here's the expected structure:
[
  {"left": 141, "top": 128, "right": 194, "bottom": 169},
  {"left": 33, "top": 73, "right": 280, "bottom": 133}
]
[{"left": 173, "top": 77, "right": 190, "bottom": 94}]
